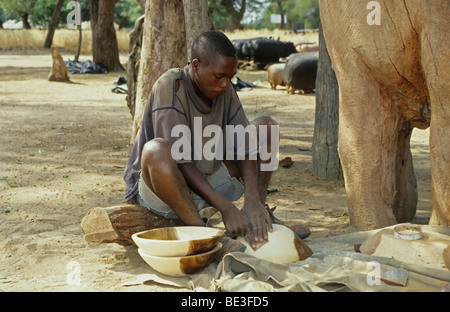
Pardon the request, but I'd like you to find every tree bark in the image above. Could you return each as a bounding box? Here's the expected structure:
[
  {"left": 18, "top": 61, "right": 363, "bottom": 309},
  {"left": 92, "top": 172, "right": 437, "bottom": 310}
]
[
  {"left": 182, "top": 0, "right": 211, "bottom": 61},
  {"left": 221, "top": 0, "right": 246, "bottom": 30},
  {"left": 44, "top": 0, "right": 65, "bottom": 48},
  {"left": 89, "top": 0, "right": 124, "bottom": 71},
  {"left": 275, "top": 0, "right": 286, "bottom": 30},
  {"left": 136, "top": 0, "right": 146, "bottom": 10},
  {"left": 131, "top": 0, "right": 188, "bottom": 140},
  {"left": 74, "top": 24, "right": 82, "bottom": 61},
  {"left": 312, "top": 23, "right": 343, "bottom": 180},
  {"left": 129, "top": 0, "right": 211, "bottom": 139},
  {"left": 126, "top": 15, "right": 145, "bottom": 119},
  {"left": 19, "top": 12, "right": 32, "bottom": 29}
]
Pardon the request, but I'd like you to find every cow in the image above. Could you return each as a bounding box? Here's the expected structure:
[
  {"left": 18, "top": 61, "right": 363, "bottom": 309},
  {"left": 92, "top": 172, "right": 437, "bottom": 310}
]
[
  {"left": 283, "top": 52, "right": 318, "bottom": 94},
  {"left": 267, "top": 63, "right": 286, "bottom": 90},
  {"left": 233, "top": 38, "right": 297, "bottom": 68},
  {"left": 232, "top": 37, "right": 264, "bottom": 61}
]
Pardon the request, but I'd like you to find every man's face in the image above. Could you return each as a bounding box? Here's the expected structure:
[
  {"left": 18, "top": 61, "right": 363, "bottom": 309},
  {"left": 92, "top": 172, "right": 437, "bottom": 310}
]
[{"left": 191, "top": 55, "right": 238, "bottom": 101}]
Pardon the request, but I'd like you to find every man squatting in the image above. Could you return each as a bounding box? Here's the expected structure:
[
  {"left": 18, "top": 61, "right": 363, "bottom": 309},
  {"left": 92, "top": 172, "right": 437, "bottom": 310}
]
[{"left": 124, "top": 30, "right": 289, "bottom": 253}]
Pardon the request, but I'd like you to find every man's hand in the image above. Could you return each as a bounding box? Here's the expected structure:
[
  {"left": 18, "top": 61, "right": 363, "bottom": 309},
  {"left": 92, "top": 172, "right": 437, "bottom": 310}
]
[
  {"left": 236, "top": 159, "right": 273, "bottom": 249},
  {"left": 215, "top": 198, "right": 254, "bottom": 244},
  {"left": 242, "top": 195, "right": 273, "bottom": 247},
  {"left": 178, "top": 162, "right": 254, "bottom": 244}
]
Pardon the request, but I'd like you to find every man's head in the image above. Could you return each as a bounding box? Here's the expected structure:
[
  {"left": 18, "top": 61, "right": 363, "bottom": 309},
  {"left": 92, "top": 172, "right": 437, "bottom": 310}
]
[
  {"left": 191, "top": 30, "right": 237, "bottom": 65},
  {"left": 190, "top": 30, "right": 238, "bottom": 102}
]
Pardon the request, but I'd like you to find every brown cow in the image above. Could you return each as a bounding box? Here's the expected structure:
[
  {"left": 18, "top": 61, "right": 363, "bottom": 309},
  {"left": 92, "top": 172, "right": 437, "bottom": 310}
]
[{"left": 267, "top": 63, "right": 286, "bottom": 90}]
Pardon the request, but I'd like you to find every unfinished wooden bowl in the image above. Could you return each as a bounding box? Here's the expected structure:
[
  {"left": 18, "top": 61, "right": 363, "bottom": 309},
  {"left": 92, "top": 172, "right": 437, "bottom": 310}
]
[
  {"left": 132, "top": 226, "right": 224, "bottom": 257},
  {"left": 137, "top": 243, "right": 222, "bottom": 276},
  {"left": 237, "top": 224, "right": 313, "bottom": 263}
]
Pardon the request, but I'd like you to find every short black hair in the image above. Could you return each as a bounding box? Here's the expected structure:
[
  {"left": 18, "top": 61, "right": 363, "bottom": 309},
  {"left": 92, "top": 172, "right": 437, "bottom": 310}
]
[{"left": 191, "top": 30, "right": 237, "bottom": 64}]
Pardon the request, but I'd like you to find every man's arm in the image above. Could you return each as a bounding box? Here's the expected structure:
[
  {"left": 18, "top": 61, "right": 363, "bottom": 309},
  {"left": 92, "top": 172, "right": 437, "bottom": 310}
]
[
  {"left": 177, "top": 162, "right": 257, "bottom": 247},
  {"left": 237, "top": 158, "right": 273, "bottom": 243}
]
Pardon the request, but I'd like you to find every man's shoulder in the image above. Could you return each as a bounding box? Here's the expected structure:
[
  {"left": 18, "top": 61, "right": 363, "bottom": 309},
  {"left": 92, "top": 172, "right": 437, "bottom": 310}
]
[
  {"left": 157, "top": 67, "right": 185, "bottom": 83},
  {"left": 150, "top": 67, "right": 185, "bottom": 94}
]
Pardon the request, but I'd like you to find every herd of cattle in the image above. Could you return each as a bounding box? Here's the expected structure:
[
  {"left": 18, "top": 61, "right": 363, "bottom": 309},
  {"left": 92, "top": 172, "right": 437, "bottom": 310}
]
[{"left": 232, "top": 37, "right": 319, "bottom": 94}]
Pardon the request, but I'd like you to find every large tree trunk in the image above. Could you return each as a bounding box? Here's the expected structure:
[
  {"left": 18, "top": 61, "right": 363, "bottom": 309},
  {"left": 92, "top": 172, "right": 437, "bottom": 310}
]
[
  {"left": 318, "top": 0, "right": 440, "bottom": 230},
  {"left": 312, "top": 23, "right": 343, "bottom": 180},
  {"left": 128, "top": 0, "right": 210, "bottom": 127},
  {"left": 131, "top": 0, "right": 187, "bottom": 140},
  {"left": 182, "top": 0, "right": 211, "bottom": 61},
  {"left": 44, "top": 0, "right": 65, "bottom": 48},
  {"left": 89, "top": 0, "right": 124, "bottom": 71}
]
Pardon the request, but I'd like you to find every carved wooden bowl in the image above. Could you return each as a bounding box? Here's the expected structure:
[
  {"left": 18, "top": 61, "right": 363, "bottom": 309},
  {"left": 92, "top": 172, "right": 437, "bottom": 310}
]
[{"left": 132, "top": 226, "right": 224, "bottom": 257}]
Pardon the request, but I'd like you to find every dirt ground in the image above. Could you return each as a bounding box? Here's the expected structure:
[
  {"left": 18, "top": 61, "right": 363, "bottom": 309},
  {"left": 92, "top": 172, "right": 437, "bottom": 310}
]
[{"left": 0, "top": 49, "right": 432, "bottom": 291}]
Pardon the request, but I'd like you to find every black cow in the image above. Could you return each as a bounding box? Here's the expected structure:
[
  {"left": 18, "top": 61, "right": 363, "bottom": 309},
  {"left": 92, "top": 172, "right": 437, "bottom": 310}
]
[
  {"left": 232, "top": 38, "right": 297, "bottom": 67},
  {"left": 283, "top": 52, "right": 318, "bottom": 94},
  {"left": 232, "top": 37, "right": 264, "bottom": 61}
]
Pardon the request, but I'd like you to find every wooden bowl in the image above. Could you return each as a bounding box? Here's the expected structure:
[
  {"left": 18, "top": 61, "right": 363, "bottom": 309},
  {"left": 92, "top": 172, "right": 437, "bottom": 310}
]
[
  {"left": 132, "top": 226, "right": 224, "bottom": 257},
  {"left": 137, "top": 243, "right": 222, "bottom": 276}
]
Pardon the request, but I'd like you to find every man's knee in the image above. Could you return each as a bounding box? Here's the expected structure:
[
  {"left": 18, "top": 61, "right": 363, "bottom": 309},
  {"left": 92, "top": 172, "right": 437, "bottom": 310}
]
[
  {"left": 251, "top": 116, "right": 279, "bottom": 143},
  {"left": 251, "top": 116, "right": 279, "bottom": 128},
  {"left": 141, "top": 138, "right": 173, "bottom": 166}
]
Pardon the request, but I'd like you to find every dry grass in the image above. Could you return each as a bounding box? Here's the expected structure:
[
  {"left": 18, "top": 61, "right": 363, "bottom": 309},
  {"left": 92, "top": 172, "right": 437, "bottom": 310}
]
[
  {"left": 224, "top": 29, "right": 319, "bottom": 44},
  {"left": 0, "top": 28, "right": 318, "bottom": 54},
  {"left": 0, "top": 28, "right": 131, "bottom": 53}
]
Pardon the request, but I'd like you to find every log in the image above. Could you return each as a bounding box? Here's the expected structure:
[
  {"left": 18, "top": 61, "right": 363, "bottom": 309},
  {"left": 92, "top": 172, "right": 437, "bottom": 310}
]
[
  {"left": 81, "top": 204, "right": 183, "bottom": 245},
  {"left": 48, "top": 46, "right": 70, "bottom": 82}
]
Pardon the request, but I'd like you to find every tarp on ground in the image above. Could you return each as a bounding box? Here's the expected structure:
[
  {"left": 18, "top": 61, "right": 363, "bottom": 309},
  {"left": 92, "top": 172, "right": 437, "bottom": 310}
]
[
  {"left": 122, "top": 224, "right": 450, "bottom": 292},
  {"left": 65, "top": 60, "right": 108, "bottom": 74}
]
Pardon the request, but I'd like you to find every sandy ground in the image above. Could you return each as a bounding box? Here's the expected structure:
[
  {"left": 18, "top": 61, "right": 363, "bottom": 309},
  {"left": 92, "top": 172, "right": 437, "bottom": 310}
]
[{"left": 0, "top": 49, "right": 432, "bottom": 292}]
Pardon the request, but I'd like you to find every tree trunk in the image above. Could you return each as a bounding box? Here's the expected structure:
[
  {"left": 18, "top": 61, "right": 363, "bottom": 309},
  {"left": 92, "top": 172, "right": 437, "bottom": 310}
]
[
  {"left": 129, "top": 0, "right": 211, "bottom": 139},
  {"left": 182, "top": 0, "right": 211, "bottom": 61},
  {"left": 276, "top": 0, "right": 286, "bottom": 30},
  {"left": 20, "top": 12, "right": 32, "bottom": 29},
  {"left": 74, "top": 0, "right": 82, "bottom": 61},
  {"left": 89, "top": 0, "right": 124, "bottom": 71},
  {"left": 126, "top": 14, "right": 145, "bottom": 119},
  {"left": 312, "top": 23, "right": 343, "bottom": 180},
  {"left": 44, "top": 0, "right": 65, "bottom": 48},
  {"left": 136, "top": 0, "right": 146, "bottom": 10},
  {"left": 131, "top": 0, "right": 187, "bottom": 140},
  {"left": 74, "top": 24, "right": 82, "bottom": 61}
]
